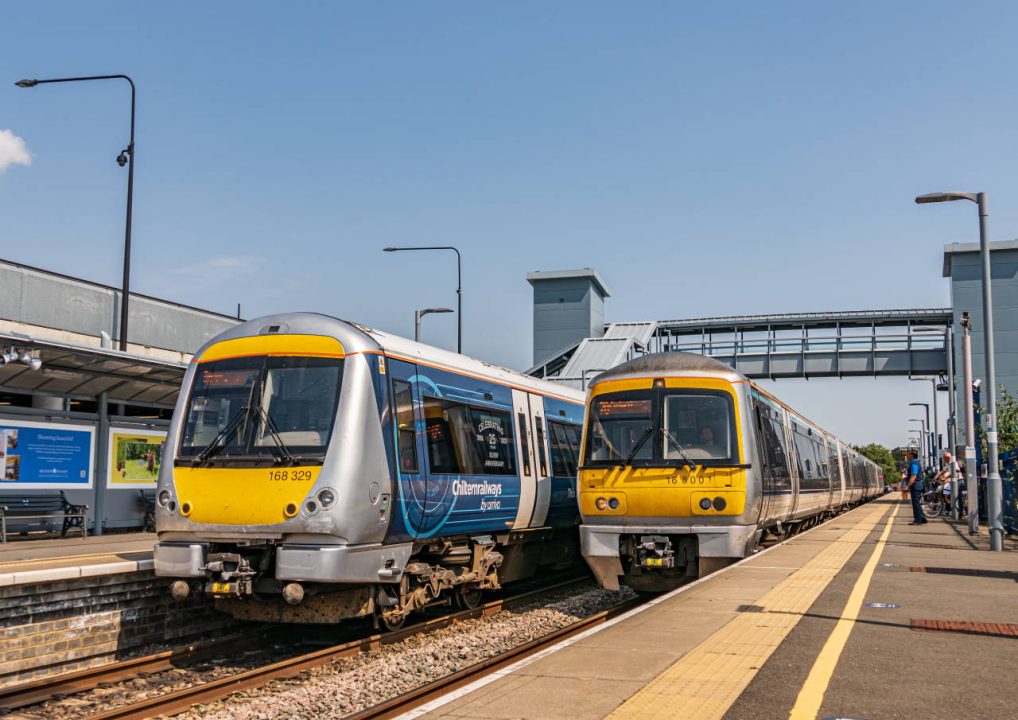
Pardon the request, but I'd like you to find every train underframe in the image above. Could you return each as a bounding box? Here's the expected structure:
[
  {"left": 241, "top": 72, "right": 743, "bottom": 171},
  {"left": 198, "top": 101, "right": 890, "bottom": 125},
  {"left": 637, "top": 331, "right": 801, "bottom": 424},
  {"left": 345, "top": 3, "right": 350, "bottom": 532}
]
[{"left": 164, "top": 526, "right": 578, "bottom": 627}]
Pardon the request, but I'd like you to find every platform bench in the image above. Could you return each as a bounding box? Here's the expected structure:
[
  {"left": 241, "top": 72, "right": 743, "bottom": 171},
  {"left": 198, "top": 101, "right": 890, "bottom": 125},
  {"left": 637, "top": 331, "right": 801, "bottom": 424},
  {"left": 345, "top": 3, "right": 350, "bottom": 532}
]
[{"left": 0, "top": 493, "right": 88, "bottom": 542}]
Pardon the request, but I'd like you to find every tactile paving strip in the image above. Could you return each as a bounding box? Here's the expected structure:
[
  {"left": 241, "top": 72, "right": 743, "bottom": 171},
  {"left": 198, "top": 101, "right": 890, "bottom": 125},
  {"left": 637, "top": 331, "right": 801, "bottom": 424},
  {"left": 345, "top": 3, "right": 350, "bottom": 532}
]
[{"left": 910, "top": 619, "right": 1018, "bottom": 637}]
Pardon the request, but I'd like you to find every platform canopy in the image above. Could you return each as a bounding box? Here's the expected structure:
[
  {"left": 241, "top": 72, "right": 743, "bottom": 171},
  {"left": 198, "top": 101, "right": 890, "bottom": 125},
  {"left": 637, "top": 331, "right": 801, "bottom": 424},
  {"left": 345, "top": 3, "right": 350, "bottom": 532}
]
[{"left": 0, "top": 332, "right": 187, "bottom": 408}]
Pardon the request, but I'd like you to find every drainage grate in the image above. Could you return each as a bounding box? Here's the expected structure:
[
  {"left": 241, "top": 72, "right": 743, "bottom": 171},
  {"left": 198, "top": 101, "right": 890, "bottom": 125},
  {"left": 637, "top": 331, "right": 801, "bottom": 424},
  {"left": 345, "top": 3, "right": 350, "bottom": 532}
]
[{"left": 911, "top": 619, "right": 1018, "bottom": 638}]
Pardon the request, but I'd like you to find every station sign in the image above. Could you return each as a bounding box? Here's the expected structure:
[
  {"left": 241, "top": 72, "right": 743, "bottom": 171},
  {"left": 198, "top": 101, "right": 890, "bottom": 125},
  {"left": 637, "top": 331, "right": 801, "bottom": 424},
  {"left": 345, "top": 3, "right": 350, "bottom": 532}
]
[
  {"left": 107, "top": 427, "right": 167, "bottom": 489},
  {"left": 0, "top": 419, "right": 95, "bottom": 489}
]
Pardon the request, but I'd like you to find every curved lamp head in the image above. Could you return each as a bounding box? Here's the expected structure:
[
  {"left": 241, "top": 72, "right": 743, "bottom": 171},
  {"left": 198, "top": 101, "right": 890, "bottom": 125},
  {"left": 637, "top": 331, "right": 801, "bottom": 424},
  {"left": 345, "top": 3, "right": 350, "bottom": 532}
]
[
  {"left": 915, "top": 191, "right": 978, "bottom": 204},
  {"left": 418, "top": 307, "right": 453, "bottom": 318},
  {"left": 15, "top": 79, "right": 38, "bottom": 88}
]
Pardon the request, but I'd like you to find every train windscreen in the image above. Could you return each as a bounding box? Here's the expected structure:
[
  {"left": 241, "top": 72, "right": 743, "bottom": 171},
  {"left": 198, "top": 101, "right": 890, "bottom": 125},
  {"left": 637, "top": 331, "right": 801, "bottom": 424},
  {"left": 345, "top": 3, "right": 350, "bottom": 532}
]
[
  {"left": 178, "top": 356, "right": 343, "bottom": 465},
  {"left": 584, "top": 388, "right": 738, "bottom": 467}
]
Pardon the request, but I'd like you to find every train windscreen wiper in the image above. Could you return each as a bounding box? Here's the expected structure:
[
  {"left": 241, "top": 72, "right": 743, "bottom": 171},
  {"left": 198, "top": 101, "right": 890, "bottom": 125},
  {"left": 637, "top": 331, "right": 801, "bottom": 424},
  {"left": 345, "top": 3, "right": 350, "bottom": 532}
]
[
  {"left": 620, "top": 427, "right": 654, "bottom": 468},
  {"left": 192, "top": 406, "right": 251, "bottom": 467},
  {"left": 249, "top": 404, "right": 297, "bottom": 465},
  {"left": 662, "top": 427, "right": 698, "bottom": 470}
]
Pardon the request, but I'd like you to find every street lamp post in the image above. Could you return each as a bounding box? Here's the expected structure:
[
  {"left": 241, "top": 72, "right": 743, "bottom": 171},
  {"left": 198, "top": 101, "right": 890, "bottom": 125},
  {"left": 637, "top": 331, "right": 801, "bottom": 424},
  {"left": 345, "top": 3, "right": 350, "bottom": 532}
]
[
  {"left": 961, "top": 313, "right": 980, "bottom": 534},
  {"left": 910, "top": 377, "right": 941, "bottom": 457},
  {"left": 414, "top": 307, "right": 453, "bottom": 343},
  {"left": 16, "top": 75, "right": 136, "bottom": 352},
  {"left": 916, "top": 191, "right": 1003, "bottom": 550},
  {"left": 908, "top": 418, "right": 927, "bottom": 466},
  {"left": 383, "top": 246, "right": 462, "bottom": 353},
  {"left": 909, "top": 402, "right": 933, "bottom": 468},
  {"left": 944, "top": 328, "right": 960, "bottom": 520}
]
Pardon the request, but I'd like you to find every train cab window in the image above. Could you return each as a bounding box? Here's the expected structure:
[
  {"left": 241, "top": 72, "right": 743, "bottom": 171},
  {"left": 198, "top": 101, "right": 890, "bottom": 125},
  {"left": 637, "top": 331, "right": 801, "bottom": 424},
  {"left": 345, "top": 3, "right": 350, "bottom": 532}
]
[
  {"left": 661, "top": 393, "right": 734, "bottom": 462},
  {"left": 586, "top": 393, "right": 654, "bottom": 464},
  {"left": 549, "top": 421, "right": 580, "bottom": 476},
  {"left": 393, "top": 380, "right": 418, "bottom": 473},
  {"left": 423, "top": 397, "right": 516, "bottom": 476},
  {"left": 179, "top": 355, "right": 343, "bottom": 465}
]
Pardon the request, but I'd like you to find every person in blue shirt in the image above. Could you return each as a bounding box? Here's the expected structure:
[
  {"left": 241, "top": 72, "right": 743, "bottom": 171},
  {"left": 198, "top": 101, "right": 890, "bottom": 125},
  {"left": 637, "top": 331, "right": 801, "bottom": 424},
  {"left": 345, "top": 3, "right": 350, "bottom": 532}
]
[{"left": 905, "top": 449, "right": 927, "bottom": 525}]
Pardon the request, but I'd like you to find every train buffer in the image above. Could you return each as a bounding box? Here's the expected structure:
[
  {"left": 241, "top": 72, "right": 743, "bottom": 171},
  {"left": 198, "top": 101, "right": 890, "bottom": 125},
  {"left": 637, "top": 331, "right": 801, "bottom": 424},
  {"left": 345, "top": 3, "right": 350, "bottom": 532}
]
[{"left": 412, "top": 495, "right": 1018, "bottom": 720}]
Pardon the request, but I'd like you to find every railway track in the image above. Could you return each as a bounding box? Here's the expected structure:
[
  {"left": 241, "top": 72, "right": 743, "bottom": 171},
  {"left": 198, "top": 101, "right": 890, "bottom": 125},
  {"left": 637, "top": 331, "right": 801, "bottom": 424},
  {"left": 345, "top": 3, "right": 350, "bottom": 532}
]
[
  {"left": 348, "top": 594, "right": 645, "bottom": 720},
  {"left": 0, "top": 574, "right": 596, "bottom": 720}
]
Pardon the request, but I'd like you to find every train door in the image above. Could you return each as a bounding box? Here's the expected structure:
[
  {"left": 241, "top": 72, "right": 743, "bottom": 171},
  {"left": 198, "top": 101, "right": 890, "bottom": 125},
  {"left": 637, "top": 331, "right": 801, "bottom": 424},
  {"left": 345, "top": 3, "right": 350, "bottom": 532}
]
[
  {"left": 752, "top": 401, "right": 773, "bottom": 525},
  {"left": 387, "top": 359, "right": 430, "bottom": 539},
  {"left": 509, "top": 389, "right": 550, "bottom": 529},
  {"left": 529, "top": 397, "right": 552, "bottom": 526},
  {"left": 785, "top": 415, "right": 802, "bottom": 519}
]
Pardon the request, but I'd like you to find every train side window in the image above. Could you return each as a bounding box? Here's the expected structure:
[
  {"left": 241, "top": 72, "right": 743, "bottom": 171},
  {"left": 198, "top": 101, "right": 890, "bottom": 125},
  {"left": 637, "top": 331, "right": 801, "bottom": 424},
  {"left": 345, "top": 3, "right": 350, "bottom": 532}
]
[
  {"left": 549, "top": 421, "right": 579, "bottom": 476},
  {"left": 535, "top": 416, "right": 548, "bottom": 476},
  {"left": 518, "top": 412, "right": 532, "bottom": 477},
  {"left": 393, "top": 380, "right": 418, "bottom": 473},
  {"left": 423, "top": 396, "right": 516, "bottom": 476}
]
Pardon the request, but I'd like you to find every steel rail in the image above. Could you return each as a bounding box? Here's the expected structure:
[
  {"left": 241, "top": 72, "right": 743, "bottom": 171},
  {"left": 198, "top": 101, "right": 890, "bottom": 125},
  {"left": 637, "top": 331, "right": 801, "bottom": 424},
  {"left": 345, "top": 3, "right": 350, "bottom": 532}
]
[
  {"left": 0, "top": 631, "right": 268, "bottom": 711},
  {"left": 72, "top": 576, "right": 591, "bottom": 720}
]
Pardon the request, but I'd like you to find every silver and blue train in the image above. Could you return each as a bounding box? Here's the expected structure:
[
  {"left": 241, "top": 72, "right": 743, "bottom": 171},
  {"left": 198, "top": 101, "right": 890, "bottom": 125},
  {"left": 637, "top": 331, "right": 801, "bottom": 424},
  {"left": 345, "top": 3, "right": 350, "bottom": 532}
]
[{"left": 154, "top": 313, "right": 585, "bottom": 627}]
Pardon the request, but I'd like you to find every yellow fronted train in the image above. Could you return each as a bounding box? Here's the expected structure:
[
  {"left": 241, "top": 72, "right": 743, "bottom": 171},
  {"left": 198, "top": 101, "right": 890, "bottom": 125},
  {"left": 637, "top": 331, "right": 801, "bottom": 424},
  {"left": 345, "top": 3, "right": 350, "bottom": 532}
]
[{"left": 578, "top": 353, "right": 883, "bottom": 592}]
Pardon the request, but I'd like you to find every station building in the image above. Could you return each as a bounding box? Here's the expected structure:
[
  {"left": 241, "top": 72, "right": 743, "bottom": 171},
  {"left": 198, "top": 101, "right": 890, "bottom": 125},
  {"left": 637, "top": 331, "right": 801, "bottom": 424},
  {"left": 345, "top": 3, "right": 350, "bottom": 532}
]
[{"left": 0, "top": 259, "right": 239, "bottom": 535}]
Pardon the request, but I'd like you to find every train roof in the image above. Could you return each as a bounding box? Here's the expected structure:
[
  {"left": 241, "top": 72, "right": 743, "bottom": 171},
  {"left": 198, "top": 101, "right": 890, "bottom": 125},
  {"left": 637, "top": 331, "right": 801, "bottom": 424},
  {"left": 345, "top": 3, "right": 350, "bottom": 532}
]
[
  {"left": 194, "top": 312, "right": 585, "bottom": 405},
  {"left": 590, "top": 352, "right": 747, "bottom": 385}
]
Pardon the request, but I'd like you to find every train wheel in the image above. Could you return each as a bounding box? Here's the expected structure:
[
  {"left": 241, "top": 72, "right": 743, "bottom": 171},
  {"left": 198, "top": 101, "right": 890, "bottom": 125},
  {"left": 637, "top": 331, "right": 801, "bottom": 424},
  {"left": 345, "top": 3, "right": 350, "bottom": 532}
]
[
  {"left": 456, "top": 587, "right": 484, "bottom": 610},
  {"left": 376, "top": 607, "right": 406, "bottom": 631}
]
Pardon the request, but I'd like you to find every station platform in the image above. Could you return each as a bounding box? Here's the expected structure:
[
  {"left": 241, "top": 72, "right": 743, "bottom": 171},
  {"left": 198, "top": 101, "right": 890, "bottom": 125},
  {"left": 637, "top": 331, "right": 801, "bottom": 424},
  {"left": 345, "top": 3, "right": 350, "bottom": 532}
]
[
  {"left": 410, "top": 496, "right": 1018, "bottom": 720},
  {"left": 0, "top": 532, "right": 154, "bottom": 586}
]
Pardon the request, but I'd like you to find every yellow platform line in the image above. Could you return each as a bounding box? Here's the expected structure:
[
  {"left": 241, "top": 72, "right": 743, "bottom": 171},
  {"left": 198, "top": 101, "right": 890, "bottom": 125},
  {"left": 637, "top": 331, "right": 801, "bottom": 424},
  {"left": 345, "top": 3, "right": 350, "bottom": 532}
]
[
  {"left": 607, "top": 503, "right": 890, "bottom": 720},
  {"left": 788, "top": 502, "right": 898, "bottom": 719}
]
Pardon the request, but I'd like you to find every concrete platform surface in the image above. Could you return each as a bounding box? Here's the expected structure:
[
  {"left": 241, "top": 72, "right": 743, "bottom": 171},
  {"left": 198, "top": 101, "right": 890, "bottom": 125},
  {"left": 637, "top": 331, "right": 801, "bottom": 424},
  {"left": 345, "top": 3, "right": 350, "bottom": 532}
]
[
  {"left": 409, "top": 497, "right": 1018, "bottom": 720},
  {"left": 0, "top": 532, "right": 155, "bottom": 586}
]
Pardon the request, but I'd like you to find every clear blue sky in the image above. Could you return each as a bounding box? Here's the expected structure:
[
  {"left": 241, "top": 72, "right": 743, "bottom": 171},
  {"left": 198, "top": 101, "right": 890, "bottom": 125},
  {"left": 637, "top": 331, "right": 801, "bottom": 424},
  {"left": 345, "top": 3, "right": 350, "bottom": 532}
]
[{"left": 3, "top": 2, "right": 1017, "bottom": 450}]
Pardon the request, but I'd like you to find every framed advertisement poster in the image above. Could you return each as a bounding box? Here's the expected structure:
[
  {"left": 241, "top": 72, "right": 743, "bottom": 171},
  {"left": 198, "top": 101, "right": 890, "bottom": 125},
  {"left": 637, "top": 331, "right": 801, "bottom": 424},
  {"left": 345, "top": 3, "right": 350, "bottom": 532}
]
[
  {"left": 0, "top": 419, "right": 95, "bottom": 489},
  {"left": 108, "top": 427, "right": 167, "bottom": 489}
]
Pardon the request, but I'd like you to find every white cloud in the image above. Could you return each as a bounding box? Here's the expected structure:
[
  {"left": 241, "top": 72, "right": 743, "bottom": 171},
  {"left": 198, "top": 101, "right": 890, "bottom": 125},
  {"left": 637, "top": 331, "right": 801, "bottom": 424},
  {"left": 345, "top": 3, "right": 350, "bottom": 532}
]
[{"left": 0, "top": 129, "right": 31, "bottom": 173}]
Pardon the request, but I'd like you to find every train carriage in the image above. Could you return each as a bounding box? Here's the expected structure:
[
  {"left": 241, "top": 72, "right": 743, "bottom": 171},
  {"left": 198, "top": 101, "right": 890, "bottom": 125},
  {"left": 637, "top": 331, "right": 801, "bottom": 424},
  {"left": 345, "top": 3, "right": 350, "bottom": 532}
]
[
  {"left": 578, "top": 352, "right": 883, "bottom": 593},
  {"left": 154, "top": 313, "right": 585, "bottom": 627}
]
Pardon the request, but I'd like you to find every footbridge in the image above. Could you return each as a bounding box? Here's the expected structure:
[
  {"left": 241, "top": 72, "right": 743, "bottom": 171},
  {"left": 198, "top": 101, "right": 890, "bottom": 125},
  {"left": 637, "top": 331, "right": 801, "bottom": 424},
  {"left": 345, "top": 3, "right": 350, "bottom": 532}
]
[{"left": 528, "top": 308, "right": 953, "bottom": 388}]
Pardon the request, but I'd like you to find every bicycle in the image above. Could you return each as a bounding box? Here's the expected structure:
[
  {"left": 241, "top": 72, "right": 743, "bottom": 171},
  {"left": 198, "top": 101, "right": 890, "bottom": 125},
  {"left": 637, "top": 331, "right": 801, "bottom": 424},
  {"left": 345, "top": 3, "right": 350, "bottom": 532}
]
[{"left": 922, "top": 480, "right": 946, "bottom": 517}]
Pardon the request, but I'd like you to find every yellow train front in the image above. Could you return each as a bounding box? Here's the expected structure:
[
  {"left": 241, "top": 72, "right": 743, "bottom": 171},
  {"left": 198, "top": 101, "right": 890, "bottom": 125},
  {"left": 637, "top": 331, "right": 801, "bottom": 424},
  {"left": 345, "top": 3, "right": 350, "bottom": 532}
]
[{"left": 578, "top": 352, "right": 882, "bottom": 593}]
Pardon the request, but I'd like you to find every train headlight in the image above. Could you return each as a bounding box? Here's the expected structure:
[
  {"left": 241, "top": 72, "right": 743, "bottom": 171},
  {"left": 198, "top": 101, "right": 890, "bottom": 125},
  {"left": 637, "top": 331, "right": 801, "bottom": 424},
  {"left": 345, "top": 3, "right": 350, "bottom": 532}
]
[
  {"left": 712, "top": 496, "right": 727, "bottom": 511},
  {"left": 595, "top": 497, "right": 608, "bottom": 511},
  {"left": 317, "top": 489, "right": 336, "bottom": 508},
  {"left": 699, "top": 498, "right": 712, "bottom": 511},
  {"left": 157, "top": 490, "right": 171, "bottom": 507},
  {"left": 608, "top": 498, "right": 620, "bottom": 510}
]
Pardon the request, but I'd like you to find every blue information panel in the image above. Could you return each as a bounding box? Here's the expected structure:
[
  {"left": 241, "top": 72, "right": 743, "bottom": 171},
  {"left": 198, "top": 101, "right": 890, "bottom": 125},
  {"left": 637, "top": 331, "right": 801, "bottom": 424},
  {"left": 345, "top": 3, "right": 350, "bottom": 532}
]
[{"left": 0, "top": 420, "right": 95, "bottom": 489}]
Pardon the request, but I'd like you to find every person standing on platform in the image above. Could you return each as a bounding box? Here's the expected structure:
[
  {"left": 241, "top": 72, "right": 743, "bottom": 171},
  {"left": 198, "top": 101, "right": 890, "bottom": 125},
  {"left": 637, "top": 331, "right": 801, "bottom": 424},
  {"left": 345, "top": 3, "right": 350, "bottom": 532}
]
[
  {"left": 906, "top": 449, "right": 927, "bottom": 525},
  {"left": 934, "top": 451, "right": 961, "bottom": 512}
]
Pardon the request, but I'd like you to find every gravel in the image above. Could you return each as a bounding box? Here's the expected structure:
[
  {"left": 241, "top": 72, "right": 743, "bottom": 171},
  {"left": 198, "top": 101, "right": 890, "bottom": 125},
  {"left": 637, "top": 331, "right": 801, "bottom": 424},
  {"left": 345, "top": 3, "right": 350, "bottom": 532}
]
[{"left": 176, "top": 584, "right": 635, "bottom": 720}]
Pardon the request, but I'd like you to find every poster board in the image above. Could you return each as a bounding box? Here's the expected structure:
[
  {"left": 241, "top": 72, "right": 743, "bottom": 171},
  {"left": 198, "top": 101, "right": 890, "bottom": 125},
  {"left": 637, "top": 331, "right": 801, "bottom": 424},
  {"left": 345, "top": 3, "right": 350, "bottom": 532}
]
[
  {"left": 107, "top": 427, "right": 167, "bottom": 489},
  {"left": 0, "top": 419, "right": 95, "bottom": 489}
]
